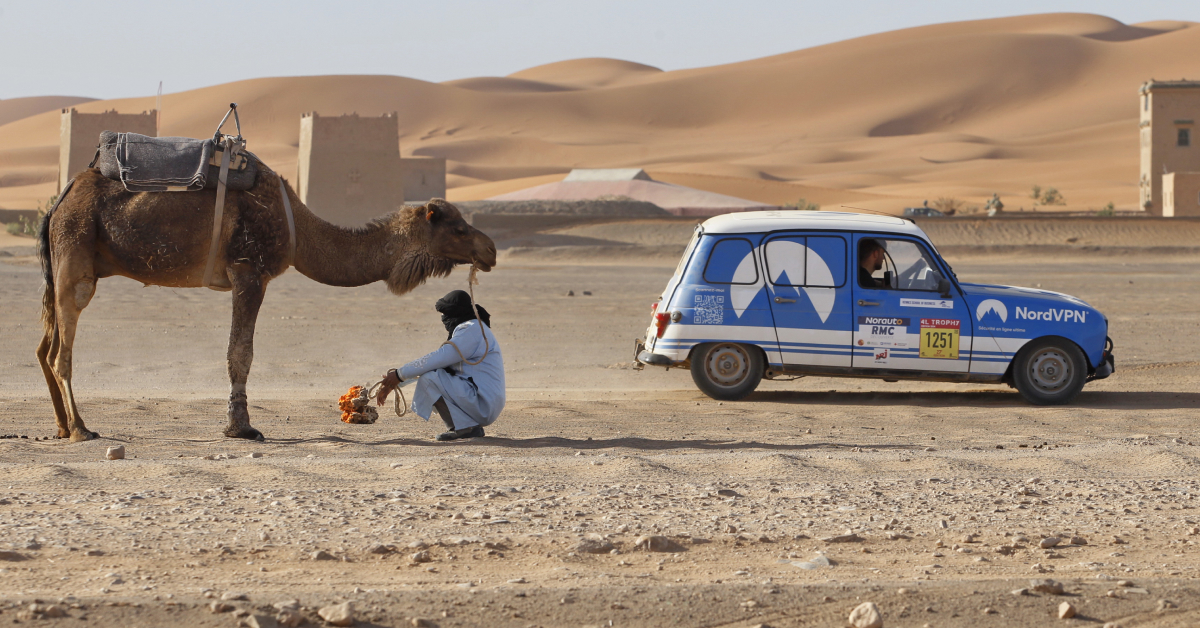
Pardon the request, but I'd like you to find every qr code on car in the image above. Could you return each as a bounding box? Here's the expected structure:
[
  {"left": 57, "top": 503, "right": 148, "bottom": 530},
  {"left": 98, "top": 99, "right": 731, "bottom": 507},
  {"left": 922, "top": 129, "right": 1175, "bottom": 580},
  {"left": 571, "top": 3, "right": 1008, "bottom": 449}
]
[{"left": 694, "top": 294, "right": 725, "bottom": 325}]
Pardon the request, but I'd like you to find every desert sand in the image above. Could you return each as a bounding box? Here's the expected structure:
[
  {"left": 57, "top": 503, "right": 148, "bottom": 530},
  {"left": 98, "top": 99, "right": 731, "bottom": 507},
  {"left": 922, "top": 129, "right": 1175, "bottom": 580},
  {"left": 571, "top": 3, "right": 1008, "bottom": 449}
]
[
  {"left": 2, "top": 13, "right": 1199, "bottom": 212},
  {"left": 2, "top": 215, "right": 1200, "bottom": 626}
]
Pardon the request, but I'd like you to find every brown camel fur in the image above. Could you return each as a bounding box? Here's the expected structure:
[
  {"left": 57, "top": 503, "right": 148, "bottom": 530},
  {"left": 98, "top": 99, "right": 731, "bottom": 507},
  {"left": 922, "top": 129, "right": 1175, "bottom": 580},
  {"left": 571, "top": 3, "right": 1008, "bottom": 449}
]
[{"left": 37, "top": 165, "right": 496, "bottom": 442}]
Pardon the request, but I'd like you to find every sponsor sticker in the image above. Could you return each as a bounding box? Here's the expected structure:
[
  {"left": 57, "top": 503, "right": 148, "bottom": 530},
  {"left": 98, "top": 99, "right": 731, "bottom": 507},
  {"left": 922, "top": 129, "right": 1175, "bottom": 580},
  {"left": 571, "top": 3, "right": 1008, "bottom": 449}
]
[
  {"left": 873, "top": 348, "right": 890, "bottom": 365},
  {"left": 856, "top": 316, "right": 910, "bottom": 348},
  {"left": 919, "top": 318, "right": 960, "bottom": 359},
  {"left": 901, "top": 298, "right": 953, "bottom": 309}
]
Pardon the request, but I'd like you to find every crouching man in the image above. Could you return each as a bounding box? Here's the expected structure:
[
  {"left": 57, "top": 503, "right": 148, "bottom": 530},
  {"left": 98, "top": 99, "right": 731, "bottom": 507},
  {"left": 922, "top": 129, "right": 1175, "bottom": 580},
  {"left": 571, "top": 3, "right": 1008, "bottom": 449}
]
[{"left": 376, "top": 290, "right": 505, "bottom": 441}]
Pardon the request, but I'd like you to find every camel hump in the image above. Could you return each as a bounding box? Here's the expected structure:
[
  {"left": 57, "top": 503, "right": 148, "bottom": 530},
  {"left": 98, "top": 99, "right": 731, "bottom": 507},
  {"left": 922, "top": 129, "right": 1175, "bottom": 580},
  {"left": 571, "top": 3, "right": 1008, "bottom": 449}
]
[{"left": 94, "top": 131, "right": 258, "bottom": 193}]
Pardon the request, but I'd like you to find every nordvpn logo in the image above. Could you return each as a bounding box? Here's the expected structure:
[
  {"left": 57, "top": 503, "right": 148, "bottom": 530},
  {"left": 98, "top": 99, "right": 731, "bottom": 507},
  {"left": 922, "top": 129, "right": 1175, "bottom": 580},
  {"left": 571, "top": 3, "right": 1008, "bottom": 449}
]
[{"left": 976, "top": 299, "right": 1007, "bottom": 323}]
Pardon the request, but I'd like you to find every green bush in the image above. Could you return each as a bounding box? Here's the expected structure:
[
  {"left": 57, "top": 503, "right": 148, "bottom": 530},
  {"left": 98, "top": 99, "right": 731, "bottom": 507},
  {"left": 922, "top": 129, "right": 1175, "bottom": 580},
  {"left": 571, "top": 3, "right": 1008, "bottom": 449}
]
[
  {"left": 1040, "top": 187, "right": 1065, "bottom": 205},
  {"left": 5, "top": 194, "right": 57, "bottom": 238},
  {"left": 931, "top": 197, "right": 965, "bottom": 214},
  {"left": 785, "top": 198, "right": 820, "bottom": 211},
  {"left": 1097, "top": 202, "right": 1115, "bottom": 217},
  {"left": 1030, "top": 185, "right": 1065, "bottom": 206},
  {"left": 6, "top": 215, "right": 38, "bottom": 237}
]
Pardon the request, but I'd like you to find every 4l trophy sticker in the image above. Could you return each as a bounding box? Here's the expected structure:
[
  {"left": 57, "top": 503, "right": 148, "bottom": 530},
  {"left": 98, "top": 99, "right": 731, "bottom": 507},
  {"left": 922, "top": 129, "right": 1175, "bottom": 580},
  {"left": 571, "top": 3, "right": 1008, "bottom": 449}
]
[{"left": 919, "top": 318, "right": 960, "bottom": 359}]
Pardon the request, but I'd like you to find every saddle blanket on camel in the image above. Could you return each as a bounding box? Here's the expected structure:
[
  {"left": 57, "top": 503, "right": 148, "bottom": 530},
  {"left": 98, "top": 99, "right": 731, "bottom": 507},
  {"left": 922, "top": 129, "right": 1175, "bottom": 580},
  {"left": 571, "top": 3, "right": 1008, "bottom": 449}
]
[
  {"left": 399, "top": 319, "right": 505, "bottom": 431},
  {"left": 94, "top": 131, "right": 258, "bottom": 192}
]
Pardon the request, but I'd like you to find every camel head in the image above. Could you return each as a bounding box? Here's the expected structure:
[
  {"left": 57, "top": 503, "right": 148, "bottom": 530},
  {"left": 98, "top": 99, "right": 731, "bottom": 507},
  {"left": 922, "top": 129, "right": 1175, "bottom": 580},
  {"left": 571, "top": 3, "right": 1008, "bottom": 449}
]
[{"left": 384, "top": 199, "right": 497, "bottom": 295}]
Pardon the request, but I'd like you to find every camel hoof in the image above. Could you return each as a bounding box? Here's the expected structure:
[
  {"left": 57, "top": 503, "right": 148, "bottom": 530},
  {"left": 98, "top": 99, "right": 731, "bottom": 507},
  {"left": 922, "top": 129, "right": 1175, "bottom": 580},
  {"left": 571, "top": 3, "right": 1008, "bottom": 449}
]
[
  {"left": 225, "top": 426, "right": 264, "bottom": 442},
  {"left": 57, "top": 429, "right": 70, "bottom": 439},
  {"left": 69, "top": 429, "right": 99, "bottom": 442}
]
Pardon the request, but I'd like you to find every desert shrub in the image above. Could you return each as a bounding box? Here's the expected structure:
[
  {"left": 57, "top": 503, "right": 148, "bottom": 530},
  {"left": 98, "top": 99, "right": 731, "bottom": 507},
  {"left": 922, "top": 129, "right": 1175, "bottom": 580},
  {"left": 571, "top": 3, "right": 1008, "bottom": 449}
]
[
  {"left": 785, "top": 198, "right": 820, "bottom": 211},
  {"left": 1097, "top": 202, "right": 1115, "bottom": 217},
  {"left": 6, "top": 215, "right": 38, "bottom": 237},
  {"left": 5, "top": 194, "right": 56, "bottom": 238},
  {"left": 1030, "top": 185, "right": 1065, "bottom": 206},
  {"left": 1040, "top": 187, "right": 1065, "bottom": 205},
  {"left": 931, "top": 197, "right": 964, "bottom": 214}
]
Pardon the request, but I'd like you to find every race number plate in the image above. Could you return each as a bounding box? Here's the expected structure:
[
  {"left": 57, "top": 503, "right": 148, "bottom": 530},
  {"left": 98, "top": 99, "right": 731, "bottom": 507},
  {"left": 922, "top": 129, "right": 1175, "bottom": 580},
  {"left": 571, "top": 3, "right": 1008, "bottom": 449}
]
[{"left": 919, "top": 318, "right": 960, "bottom": 359}]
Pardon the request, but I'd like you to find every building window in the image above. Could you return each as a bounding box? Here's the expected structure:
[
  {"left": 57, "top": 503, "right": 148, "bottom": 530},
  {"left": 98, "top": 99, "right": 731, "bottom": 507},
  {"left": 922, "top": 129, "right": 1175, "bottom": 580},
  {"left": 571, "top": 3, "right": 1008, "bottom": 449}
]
[{"left": 1179, "top": 128, "right": 1191, "bottom": 147}]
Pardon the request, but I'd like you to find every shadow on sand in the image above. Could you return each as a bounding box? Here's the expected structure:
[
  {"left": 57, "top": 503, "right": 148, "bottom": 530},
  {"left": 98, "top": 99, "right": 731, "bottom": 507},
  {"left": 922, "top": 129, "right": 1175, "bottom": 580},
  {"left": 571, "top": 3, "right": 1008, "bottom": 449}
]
[
  {"left": 278, "top": 434, "right": 917, "bottom": 452},
  {"left": 745, "top": 390, "right": 1200, "bottom": 410}
]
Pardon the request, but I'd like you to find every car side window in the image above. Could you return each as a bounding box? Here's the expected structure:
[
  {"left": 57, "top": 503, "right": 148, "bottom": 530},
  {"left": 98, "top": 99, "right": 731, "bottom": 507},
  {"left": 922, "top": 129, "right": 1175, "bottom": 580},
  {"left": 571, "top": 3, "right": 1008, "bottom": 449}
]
[
  {"left": 859, "top": 238, "right": 945, "bottom": 291},
  {"left": 764, "top": 235, "right": 846, "bottom": 287},
  {"left": 702, "top": 238, "right": 758, "bottom": 285}
]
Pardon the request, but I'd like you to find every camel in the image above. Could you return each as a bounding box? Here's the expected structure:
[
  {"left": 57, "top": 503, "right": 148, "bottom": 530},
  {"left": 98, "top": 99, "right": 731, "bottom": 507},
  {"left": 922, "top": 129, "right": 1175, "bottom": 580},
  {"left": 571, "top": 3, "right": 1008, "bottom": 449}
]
[{"left": 36, "top": 164, "right": 496, "bottom": 442}]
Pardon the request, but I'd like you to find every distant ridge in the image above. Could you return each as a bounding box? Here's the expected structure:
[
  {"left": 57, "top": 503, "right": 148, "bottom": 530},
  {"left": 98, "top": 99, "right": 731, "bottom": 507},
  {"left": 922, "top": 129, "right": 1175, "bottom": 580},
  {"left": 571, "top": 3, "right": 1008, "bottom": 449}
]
[{"left": 0, "top": 13, "right": 1196, "bottom": 212}]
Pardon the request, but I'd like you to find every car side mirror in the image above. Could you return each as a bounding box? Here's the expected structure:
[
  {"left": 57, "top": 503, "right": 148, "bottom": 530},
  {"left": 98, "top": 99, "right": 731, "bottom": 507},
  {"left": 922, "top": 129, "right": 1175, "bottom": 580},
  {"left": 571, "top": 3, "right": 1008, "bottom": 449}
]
[{"left": 937, "top": 278, "right": 952, "bottom": 298}]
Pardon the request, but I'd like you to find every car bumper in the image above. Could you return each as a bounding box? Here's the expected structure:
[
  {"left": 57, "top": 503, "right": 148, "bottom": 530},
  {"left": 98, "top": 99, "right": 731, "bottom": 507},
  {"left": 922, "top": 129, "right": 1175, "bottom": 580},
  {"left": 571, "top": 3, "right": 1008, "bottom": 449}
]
[
  {"left": 1089, "top": 336, "right": 1115, "bottom": 381},
  {"left": 634, "top": 338, "right": 680, "bottom": 369}
]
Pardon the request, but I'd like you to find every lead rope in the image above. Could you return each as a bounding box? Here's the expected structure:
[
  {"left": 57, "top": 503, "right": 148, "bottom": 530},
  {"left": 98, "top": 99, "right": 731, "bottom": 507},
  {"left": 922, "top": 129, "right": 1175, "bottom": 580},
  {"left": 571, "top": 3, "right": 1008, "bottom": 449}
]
[
  {"left": 370, "top": 263, "right": 487, "bottom": 417},
  {"left": 367, "top": 379, "right": 407, "bottom": 418},
  {"left": 441, "top": 264, "right": 490, "bottom": 366}
]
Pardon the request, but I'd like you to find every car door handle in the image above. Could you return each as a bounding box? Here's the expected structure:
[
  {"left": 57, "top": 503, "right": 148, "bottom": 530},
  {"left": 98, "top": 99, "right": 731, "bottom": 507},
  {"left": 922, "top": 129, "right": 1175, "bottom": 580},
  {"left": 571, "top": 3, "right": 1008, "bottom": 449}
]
[
  {"left": 774, "top": 297, "right": 796, "bottom": 304},
  {"left": 857, "top": 300, "right": 880, "bottom": 306}
]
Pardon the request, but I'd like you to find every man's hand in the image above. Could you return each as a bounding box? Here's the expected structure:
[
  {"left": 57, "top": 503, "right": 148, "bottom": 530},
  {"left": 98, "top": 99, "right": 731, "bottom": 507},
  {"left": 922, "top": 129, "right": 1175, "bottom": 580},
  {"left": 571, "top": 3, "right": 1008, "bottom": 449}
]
[{"left": 376, "top": 369, "right": 401, "bottom": 406}]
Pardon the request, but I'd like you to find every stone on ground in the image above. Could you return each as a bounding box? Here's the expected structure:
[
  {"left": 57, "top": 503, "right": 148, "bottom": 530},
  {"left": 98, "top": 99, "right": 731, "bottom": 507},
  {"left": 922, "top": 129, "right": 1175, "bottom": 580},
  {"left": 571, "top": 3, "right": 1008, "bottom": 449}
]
[
  {"left": 318, "top": 601, "right": 354, "bottom": 626},
  {"left": 848, "top": 601, "right": 884, "bottom": 628}
]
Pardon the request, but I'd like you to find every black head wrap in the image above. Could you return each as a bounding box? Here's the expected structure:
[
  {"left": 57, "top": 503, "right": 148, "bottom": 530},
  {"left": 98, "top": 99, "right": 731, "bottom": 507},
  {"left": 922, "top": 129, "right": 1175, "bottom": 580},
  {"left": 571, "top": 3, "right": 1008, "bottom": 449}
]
[{"left": 435, "top": 290, "right": 491, "bottom": 339}]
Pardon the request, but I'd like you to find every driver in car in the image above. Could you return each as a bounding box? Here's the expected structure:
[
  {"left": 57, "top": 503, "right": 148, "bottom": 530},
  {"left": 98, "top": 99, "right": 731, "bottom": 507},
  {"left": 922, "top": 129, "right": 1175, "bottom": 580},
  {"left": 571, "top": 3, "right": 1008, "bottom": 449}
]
[{"left": 858, "top": 238, "right": 886, "bottom": 289}]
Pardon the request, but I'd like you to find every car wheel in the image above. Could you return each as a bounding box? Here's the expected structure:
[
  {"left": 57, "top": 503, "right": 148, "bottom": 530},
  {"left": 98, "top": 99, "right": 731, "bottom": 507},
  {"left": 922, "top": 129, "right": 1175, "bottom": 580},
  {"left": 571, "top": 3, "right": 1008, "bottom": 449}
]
[
  {"left": 1013, "top": 337, "right": 1087, "bottom": 405},
  {"left": 690, "top": 342, "right": 764, "bottom": 401}
]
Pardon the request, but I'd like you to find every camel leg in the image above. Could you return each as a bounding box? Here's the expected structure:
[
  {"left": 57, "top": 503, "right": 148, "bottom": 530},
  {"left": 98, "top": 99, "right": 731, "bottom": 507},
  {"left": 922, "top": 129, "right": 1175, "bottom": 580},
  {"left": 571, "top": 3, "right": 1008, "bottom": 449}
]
[
  {"left": 36, "top": 331, "right": 71, "bottom": 438},
  {"left": 225, "top": 263, "right": 266, "bottom": 441},
  {"left": 51, "top": 269, "right": 99, "bottom": 442}
]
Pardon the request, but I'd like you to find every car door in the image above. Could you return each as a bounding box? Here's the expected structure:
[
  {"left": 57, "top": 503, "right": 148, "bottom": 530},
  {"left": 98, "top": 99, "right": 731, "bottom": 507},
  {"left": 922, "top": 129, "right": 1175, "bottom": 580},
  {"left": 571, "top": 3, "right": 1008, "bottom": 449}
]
[
  {"left": 763, "top": 233, "right": 853, "bottom": 367},
  {"left": 850, "top": 233, "right": 973, "bottom": 372}
]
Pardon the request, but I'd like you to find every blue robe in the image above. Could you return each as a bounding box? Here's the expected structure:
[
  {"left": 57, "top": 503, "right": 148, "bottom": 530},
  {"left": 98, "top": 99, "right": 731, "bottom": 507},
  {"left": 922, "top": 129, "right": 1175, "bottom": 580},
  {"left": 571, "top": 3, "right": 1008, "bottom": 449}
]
[{"left": 398, "top": 320, "right": 505, "bottom": 430}]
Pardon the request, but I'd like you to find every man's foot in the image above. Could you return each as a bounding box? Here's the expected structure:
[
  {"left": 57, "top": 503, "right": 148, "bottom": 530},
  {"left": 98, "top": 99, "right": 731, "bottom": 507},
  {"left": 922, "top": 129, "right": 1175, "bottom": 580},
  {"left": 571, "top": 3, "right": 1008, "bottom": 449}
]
[{"left": 435, "top": 426, "right": 485, "bottom": 442}]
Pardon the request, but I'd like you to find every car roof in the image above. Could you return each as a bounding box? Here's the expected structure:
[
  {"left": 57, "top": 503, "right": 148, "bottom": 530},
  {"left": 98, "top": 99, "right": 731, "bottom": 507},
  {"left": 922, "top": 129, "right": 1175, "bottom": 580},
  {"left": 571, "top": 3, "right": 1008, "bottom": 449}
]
[{"left": 701, "top": 210, "right": 930, "bottom": 238}]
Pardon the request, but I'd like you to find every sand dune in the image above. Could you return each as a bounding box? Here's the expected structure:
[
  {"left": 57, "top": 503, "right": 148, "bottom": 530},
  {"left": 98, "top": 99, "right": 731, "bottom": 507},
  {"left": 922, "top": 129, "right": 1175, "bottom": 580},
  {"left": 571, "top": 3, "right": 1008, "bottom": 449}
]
[
  {"left": 1, "top": 13, "right": 1197, "bottom": 211},
  {"left": 0, "top": 95, "right": 94, "bottom": 128}
]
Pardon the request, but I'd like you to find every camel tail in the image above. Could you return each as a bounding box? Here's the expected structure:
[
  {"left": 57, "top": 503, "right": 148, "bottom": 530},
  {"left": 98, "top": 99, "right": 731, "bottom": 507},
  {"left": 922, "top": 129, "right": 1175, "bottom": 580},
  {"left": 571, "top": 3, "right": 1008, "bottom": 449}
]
[{"left": 37, "top": 180, "right": 73, "bottom": 338}]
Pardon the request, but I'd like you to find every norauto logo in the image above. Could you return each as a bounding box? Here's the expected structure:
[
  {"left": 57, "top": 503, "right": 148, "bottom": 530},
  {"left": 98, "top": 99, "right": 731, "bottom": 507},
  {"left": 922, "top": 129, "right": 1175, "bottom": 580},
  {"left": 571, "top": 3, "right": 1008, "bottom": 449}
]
[
  {"left": 1015, "top": 306, "right": 1087, "bottom": 323},
  {"left": 860, "top": 317, "right": 906, "bottom": 326}
]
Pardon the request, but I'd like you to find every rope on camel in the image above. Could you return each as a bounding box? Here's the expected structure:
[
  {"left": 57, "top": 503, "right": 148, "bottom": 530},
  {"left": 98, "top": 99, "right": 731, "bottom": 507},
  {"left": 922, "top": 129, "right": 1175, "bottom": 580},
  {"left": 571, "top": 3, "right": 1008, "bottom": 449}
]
[{"left": 339, "top": 264, "right": 487, "bottom": 423}]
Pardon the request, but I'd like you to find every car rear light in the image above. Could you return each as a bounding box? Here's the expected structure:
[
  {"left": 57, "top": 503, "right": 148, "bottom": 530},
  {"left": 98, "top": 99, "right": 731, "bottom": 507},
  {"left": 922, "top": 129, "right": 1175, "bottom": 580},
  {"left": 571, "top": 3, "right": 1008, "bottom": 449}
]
[{"left": 655, "top": 312, "right": 671, "bottom": 338}]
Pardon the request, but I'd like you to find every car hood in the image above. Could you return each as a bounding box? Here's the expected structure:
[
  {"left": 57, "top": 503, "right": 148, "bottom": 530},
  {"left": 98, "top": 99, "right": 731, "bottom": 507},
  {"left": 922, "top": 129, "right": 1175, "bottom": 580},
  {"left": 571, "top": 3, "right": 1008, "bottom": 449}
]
[{"left": 959, "top": 282, "right": 1092, "bottom": 308}]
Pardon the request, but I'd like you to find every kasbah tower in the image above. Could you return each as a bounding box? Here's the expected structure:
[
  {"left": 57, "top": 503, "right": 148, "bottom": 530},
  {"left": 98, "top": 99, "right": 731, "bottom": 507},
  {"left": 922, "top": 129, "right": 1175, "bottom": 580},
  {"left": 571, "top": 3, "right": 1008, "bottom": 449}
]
[{"left": 1140, "top": 80, "right": 1200, "bottom": 217}]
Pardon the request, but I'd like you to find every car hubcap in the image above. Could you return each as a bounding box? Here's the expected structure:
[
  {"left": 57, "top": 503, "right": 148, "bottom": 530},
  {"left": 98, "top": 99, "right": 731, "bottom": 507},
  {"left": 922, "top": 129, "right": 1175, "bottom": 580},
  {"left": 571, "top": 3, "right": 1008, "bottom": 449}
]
[
  {"left": 707, "top": 344, "right": 749, "bottom": 387},
  {"left": 1029, "top": 349, "right": 1071, "bottom": 392}
]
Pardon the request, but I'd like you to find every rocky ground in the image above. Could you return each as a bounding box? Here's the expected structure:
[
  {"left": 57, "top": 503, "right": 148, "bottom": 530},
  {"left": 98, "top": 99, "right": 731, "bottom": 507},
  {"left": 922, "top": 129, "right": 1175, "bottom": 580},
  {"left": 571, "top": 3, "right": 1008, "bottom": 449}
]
[{"left": 2, "top": 239, "right": 1199, "bottom": 627}]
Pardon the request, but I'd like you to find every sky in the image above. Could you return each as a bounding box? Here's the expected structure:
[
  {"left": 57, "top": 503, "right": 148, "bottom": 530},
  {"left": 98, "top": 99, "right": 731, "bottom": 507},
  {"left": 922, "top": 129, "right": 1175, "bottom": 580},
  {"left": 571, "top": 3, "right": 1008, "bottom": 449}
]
[{"left": 2, "top": 0, "right": 1198, "bottom": 100}]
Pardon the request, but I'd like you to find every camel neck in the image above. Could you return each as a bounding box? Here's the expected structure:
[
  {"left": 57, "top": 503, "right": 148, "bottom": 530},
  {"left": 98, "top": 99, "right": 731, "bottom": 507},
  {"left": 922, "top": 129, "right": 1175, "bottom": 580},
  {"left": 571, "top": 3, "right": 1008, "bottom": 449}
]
[{"left": 290, "top": 201, "right": 393, "bottom": 287}]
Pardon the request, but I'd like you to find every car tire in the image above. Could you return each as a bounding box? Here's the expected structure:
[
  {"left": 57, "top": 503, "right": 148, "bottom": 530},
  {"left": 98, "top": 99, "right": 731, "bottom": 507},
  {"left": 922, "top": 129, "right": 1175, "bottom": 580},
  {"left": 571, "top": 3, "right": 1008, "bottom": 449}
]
[
  {"left": 1012, "top": 336, "right": 1087, "bottom": 405},
  {"left": 690, "top": 342, "right": 764, "bottom": 401}
]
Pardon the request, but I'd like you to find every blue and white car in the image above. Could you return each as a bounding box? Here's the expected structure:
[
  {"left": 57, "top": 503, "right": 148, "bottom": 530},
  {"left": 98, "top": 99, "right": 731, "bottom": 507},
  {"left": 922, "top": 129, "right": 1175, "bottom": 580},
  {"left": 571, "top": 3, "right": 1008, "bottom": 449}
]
[{"left": 634, "top": 211, "right": 1114, "bottom": 404}]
